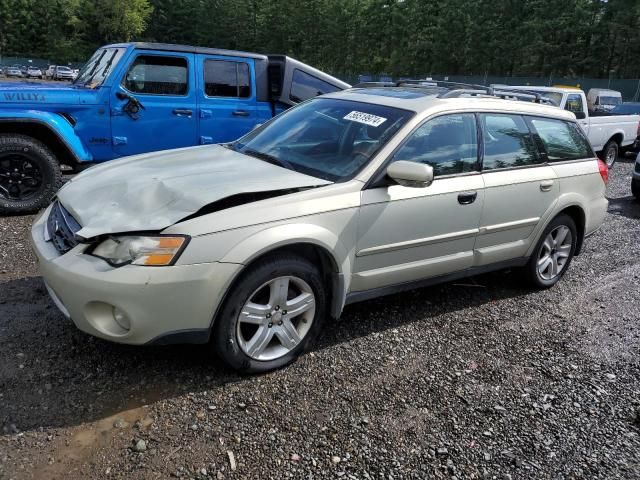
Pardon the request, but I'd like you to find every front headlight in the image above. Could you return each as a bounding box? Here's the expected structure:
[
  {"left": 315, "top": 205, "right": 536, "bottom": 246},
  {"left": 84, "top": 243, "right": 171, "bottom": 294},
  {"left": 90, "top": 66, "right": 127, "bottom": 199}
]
[{"left": 89, "top": 235, "right": 189, "bottom": 267}]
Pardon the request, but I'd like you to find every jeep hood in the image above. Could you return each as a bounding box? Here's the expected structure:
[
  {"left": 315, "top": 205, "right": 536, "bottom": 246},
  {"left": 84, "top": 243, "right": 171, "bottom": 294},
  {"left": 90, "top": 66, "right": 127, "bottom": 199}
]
[
  {"left": 57, "top": 145, "right": 332, "bottom": 238},
  {"left": 0, "top": 82, "right": 102, "bottom": 105}
]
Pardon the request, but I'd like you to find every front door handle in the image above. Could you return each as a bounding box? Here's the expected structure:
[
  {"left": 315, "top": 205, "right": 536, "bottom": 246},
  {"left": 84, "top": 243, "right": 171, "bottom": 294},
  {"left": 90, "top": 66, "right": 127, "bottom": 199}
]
[
  {"left": 540, "top": 180, "right": 554, "bottom": 192},
  {"left": 232, "top": 110, "right": 250, "bottom": 117},
  {"left": 458, "top": 191, "right": 477, "bottom": 205},
  {"left": 173, "top": 109, "right": 193, "bottom": 117}
]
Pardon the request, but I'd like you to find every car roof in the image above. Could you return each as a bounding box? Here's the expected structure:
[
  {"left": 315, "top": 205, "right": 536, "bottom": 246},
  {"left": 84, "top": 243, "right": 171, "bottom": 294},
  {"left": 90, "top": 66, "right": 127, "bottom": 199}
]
[
  {"left": 103, "top": 42, "right": 268, "bottom": 61},
  {"left": 322, "top": 87, "right": 577, "bottom": 121}
]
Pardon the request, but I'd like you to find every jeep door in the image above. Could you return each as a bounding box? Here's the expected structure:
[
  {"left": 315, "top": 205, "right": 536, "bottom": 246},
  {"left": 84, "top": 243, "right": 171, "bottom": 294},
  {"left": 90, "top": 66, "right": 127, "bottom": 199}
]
[
  {"left": 110, "top": 51, "right": 197, "bottom": 156},
  {"left": 352, "top": 113, "right": 484, "bottom": 292},
  {"left": 474, "top": 113, "right": 559, "bottom": 265},
  {"left": 196, "top": 55, "right": 258, "bottom": 145}
]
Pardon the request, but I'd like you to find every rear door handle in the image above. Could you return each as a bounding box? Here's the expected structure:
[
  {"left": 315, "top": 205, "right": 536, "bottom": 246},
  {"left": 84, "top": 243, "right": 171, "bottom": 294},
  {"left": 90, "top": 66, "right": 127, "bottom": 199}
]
[
  {"left": 232, "top": 110, "right": 250, "bottom": 117},
  {"left": 173, "top": 109, "right": 193, "bottom": 117},
  {"left": 458, "top": 191, "right": 477, "bottom": 205},
  {"left": 540, "top": 180, "right": 554, "bottom": 192}
]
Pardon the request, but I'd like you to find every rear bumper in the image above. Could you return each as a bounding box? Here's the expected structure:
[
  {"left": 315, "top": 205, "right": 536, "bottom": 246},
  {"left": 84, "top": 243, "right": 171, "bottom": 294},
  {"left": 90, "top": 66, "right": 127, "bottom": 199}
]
[{"left": 31, "top": 208, "right": 242, "bottom": 345}]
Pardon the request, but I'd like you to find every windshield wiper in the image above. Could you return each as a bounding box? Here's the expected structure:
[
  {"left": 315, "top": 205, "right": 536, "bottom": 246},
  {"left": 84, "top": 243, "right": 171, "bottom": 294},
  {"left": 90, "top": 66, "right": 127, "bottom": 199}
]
[{"left": 242, "top": 148, "right": 294, "bottom": 171}]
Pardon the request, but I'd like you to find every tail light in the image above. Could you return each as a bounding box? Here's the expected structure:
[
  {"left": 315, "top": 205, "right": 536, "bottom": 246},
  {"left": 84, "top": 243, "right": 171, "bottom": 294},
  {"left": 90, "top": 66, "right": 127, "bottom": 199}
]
[{"left": 597, "top": 158, "right": 609, "bottom": 184}]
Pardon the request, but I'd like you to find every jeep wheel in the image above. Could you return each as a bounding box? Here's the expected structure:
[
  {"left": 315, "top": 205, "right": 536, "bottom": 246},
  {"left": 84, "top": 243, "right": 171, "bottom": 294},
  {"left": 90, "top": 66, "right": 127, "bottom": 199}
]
[
  {"left": 0, "top": 135, "right": 62, "bottom": 215},
  {"left": 601, "top": 140, "right": 618, "bottom": 168},
  {"left": 212, "top": 253, "right": 326, "bottom": 373}
]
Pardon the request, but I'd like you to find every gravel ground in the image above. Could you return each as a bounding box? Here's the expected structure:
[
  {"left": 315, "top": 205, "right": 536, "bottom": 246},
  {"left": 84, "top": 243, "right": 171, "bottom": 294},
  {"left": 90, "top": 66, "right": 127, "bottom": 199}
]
[{"left": 0, "top": 159, "right": 639, "bottom": 480}]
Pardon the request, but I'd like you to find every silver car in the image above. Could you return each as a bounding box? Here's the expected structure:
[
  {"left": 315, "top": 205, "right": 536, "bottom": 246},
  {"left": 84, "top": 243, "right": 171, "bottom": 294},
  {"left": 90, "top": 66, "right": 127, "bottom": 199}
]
[{"left": 31, "top": 85, "right": 609, "bottom": 372}]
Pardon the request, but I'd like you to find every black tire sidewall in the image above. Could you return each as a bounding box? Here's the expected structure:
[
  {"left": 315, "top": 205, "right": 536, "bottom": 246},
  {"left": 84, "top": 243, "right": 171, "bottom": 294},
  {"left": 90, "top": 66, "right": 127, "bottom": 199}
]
[
  {"left": 632, "top": 178, "right": 640, "bottom": 200},
  {"left": 0, "top": 135, "right": 61, "bottom": 215},
  {"left": 527, "top": 214, "right": 577, "bottom": 288},
  {"left": 603, "top": 141, "right": 618, "bottom": 168},
  {"left": 212, "top": 254, "right": 326, "bottom": 373}
]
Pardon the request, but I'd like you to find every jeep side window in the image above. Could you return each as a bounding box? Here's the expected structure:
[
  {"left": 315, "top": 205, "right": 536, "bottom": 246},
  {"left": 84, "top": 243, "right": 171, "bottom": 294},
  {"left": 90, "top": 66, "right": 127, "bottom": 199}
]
[
  {"left": 529, "top": 117, "right": 593, "bottom": 161},
  {"left": 290, "top": 69, "right": 341, "bottom": 103},
  {"left": 123, "top": 55, "right": 188, "bottom": 96},
  {"left": 392, "top": 114, "right": 478, "bottom": 177},
  {"left": 565, "top": 94, "right": 585, "bottom": 115},
  {"left": 204, "top": 60, "right": 251, "bottom": 98},
  {"left": 480, "top": 114, "right": 540, "bottom": 170}
]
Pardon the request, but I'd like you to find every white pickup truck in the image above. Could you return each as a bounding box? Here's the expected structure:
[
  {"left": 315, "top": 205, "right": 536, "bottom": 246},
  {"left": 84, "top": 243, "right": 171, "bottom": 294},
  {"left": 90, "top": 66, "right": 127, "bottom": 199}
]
[{"left": 496, "top": 86, "right": 640, "bottom": 167}]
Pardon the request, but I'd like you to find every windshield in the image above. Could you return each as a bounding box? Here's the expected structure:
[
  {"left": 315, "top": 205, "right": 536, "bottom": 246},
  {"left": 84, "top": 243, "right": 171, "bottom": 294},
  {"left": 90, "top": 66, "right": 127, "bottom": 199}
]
[
  {"left": 536, "top": 92, "right": 563, "bottom": 106},
  {"left": 73, "top": 47, "right": 125, "bottom": 87},
  {"left": 599, "top": 96, "right": 622, "bottom": 106},
  {"left": 233, "top": 98, "right": 414, "bottom": 182},
  {"left": 57, "top": 66, "right": 71, "bottom": 72}
]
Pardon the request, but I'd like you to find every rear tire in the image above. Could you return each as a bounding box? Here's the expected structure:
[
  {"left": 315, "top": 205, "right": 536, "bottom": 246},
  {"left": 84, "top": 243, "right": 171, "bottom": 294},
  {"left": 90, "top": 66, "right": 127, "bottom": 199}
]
[
  {"left": 0, "top": 135, "right": 62, "bottom": 215},
  {"left": 601, "top": 140, "right": 618, "bottom": 168},
  {"left": 212, "top": 253, "right": 326, "bottom": 373},
  {"left": 524, "top": 214, "right": 577, "bottom": 289},
  {"left": 632, "top": 178, "right": 640, "bottom": 200}
]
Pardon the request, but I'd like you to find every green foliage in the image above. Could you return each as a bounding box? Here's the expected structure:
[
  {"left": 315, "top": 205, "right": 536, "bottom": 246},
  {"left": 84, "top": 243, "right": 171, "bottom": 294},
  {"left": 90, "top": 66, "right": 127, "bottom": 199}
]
[{"left": 0, "top": 0, "right": 639, "bottom": 78}]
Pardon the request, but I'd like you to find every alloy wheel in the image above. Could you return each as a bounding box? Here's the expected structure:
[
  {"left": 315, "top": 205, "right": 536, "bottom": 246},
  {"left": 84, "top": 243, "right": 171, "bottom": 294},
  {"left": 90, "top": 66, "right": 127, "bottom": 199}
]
[
  {"left": 236, "top": 276, "right": 316, "bottom": 361},
  {"left": 537, "top": 226, "right": 573, "bottom": 281},
  {"left": 0, "top": 153, "right": 43, "bottom": 201}
]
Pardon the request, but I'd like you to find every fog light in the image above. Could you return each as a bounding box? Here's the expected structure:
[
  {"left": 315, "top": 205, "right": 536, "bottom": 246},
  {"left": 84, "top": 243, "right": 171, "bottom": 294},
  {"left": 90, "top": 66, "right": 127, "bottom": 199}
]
[{"left": 113, "top": 307, "right": 131, "bottom": 332}]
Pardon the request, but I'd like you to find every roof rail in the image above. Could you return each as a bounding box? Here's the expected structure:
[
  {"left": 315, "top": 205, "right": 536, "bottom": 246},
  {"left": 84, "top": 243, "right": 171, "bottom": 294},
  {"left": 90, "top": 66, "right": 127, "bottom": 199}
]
[{"left": 351, "top": 79, "right": 555, "bottom": 105}]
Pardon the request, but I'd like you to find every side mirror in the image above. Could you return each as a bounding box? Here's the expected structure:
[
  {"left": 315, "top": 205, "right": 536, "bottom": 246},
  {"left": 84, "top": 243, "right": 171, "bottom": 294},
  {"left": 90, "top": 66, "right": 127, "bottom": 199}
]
[
  {"left": 574, "top": 111, "right": 586, "bottom": 120},
  {"left": 386, "top": 161, "right": 434, "bottom": 188}
]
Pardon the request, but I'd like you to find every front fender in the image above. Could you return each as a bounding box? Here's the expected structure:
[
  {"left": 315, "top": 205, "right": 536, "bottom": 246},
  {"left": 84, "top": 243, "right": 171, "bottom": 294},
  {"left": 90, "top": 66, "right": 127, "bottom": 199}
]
[{"left": 0, "top": 110, "right": 92, "bottom": 161}]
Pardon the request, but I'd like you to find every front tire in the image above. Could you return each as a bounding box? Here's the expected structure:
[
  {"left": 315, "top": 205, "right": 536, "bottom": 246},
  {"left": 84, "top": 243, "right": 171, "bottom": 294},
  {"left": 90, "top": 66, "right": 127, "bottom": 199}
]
[
  {"left": 0, "top": 135, "right": 62, "bottom": 215},
  {"left": 524, "top": 214, "right": 577, "bottom": 289},
  {"left": 212, "top": 253, "right": 326, "bottom": 373},
  {"left": 601, "top": 140, "right": 618, "bottom": 168}
]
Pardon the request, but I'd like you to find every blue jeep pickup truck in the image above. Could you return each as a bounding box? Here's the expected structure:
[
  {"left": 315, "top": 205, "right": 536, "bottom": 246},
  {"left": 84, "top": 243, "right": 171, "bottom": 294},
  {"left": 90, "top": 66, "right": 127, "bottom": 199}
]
[{"left": 0, "top": 42, "right": 349, "bottom": 214}]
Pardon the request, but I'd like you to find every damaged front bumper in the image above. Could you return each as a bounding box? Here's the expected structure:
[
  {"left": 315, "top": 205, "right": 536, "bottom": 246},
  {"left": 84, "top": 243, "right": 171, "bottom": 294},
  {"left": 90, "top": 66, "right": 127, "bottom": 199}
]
[{"left": 30, "top": 207, "right": 242, "bottom": 345}]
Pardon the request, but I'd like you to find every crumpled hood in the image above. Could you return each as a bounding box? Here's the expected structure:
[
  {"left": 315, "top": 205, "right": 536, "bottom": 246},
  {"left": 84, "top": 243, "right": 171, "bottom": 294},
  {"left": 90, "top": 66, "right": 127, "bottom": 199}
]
[{"left": 57, "top": 145, "right": 331, "bottom": 238}]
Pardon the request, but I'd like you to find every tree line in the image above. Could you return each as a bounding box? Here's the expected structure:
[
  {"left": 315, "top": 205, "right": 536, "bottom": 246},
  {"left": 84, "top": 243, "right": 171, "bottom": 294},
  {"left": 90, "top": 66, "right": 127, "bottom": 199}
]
[{"left": 1, "top": 0, "right": 639, "bottom": 79}]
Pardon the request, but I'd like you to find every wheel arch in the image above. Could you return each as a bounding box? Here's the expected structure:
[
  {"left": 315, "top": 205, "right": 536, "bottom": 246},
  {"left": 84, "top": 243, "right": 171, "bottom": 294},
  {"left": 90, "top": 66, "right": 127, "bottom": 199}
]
[
  {"left": 0, "top": 117, "right": 91, "bottom": 168},
  {"left": 530, "top": 203, "right": 586, "bottom": 257}
]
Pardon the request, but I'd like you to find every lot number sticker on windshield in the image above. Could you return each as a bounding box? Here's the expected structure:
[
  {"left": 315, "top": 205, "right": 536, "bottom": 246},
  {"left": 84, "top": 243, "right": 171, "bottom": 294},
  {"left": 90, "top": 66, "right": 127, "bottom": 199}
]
[{"left": 344, "top": 111, "right": 387, "bottom": 127}]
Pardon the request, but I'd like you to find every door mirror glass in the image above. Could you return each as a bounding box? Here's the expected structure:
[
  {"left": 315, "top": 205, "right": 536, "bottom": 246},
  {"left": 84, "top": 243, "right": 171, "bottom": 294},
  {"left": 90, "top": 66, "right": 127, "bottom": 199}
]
[
  {"left": 573, "top": 111, "right": 586, "bottom": 120},
  {"left": 386, "top": 161, "right": 434, "bottom": 188}
]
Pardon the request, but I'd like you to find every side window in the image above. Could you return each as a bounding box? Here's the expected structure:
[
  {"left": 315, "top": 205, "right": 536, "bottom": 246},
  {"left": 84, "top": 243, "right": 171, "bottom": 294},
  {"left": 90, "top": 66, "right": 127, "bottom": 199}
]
[
  {"left": 393, "top": 114, "right": 478, "bottom": 176},
  {"left": 290, "top": 69, "right": 341, "bottom": 103},
  {"left": 529, "top": 117, "right": 593, "bottom": 161},
  {"left": 123, "top": 55, "right": 188, "bottom": 95},
  {"left": 480, "top": 114, "right": 540, "bottom": 170},
  {"left": 204, "top": 60, "right": 251, "bottom": 98},
  {"left": 565, "top": 94, "right": 585, "bottom": 114}
]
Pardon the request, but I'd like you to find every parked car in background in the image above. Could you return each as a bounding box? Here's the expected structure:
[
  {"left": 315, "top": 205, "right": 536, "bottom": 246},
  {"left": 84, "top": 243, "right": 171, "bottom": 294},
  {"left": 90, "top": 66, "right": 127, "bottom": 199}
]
[
  {"left": 53, "top": 66, "right": 74, "bottom": 81},
  {"left": 587, "top": 88, "right": 623, "bottom": 113},
  {"left": 0, "top": 42, "right": 349, "bottom": 214},
  {"left": 5, "top": 66, "right": 23, "bottom": 77},
  {"left": 45, "top": 65, "right": 56, "bottom": 79},
  {"left": 610, "top": 103, "right": 640, "bottom": 154},
  {"left": 30, "top": 83, "right": 609, "bottom": 372},
  {"left": 633, "top": 152, "right": 640, "bottom": 199},
  {"left": 496, "top": 86, "right": 640, "bottom": 168},
  {"left": 26, "top": 66, "right": 43, "bottom": 79}
]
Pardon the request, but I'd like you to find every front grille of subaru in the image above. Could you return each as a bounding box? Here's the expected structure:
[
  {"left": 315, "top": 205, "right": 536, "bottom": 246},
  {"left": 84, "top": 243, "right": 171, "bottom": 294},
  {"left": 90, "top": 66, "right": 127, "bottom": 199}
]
[{"left": 47, "top": 201, "right": 81, "bottom": 254}]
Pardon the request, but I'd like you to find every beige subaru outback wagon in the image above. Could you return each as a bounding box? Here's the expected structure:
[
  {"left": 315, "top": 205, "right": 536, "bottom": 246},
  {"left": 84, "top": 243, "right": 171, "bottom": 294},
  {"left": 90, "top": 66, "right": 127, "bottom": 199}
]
[{"left": 31, "top": 84, "right": 609, "bottom": 372}]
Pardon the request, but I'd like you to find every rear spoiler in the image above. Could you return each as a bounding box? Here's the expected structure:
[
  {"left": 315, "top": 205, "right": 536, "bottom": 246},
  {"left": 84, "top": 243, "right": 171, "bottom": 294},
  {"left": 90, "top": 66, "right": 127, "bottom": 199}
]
[{"left": 265, "top": 55, "right": 350, "bottom": 107}]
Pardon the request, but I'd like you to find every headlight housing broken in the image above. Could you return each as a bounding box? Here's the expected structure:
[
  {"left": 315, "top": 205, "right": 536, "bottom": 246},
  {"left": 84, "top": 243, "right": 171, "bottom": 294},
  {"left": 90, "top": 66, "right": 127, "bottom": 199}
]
[{"left": 89, "top": 235, "right": 189, "bottom": 267}]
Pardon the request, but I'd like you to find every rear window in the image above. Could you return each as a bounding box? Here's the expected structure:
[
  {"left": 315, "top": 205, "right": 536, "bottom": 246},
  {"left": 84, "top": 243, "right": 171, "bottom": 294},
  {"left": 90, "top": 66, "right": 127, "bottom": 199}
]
[
  {"left": 480, "top": 114, "right": 541, "bottom": 170},
  {"left": 290, "top": 69, "right": 341, "bottom": 103},
  {"left": 204, "top": 60, "right": 251, "bottom": 98},
  {"left": 529, "top": 117, "right": 593, "bottom": 161}
]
